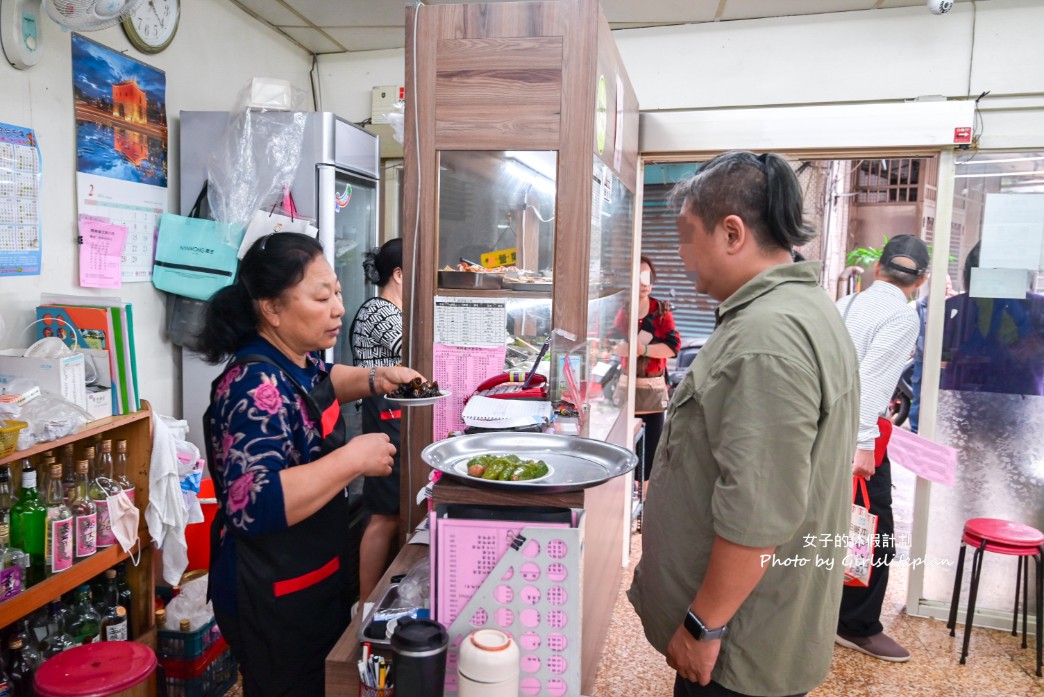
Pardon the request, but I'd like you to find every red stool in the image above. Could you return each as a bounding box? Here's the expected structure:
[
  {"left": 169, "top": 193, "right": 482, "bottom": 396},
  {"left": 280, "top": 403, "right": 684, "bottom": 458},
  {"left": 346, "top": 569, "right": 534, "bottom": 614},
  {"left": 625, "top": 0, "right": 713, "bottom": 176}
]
[
  {"left": 946, "top": 517, "right": 1043, "bottom": 677},
  {"left": 34, "top": 641, "right": 157, "bottom": 697}
]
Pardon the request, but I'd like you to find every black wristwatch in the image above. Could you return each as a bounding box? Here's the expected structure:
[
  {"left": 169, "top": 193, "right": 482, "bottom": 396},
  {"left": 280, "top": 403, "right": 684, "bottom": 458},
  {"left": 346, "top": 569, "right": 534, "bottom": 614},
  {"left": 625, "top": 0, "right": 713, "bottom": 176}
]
[{"left": 684, "top": 609, "right": 728, "bottom": 641}]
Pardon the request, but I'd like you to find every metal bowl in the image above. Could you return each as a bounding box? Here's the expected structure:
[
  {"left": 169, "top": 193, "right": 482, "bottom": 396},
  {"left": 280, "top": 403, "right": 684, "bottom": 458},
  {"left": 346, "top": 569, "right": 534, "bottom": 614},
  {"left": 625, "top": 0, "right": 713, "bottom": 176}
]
[
  {"left": 421, "top": 432, "right": 638, "bottom": 493},
  {"left": 437, "top": 270, "right": 504, "bottom": 289}
]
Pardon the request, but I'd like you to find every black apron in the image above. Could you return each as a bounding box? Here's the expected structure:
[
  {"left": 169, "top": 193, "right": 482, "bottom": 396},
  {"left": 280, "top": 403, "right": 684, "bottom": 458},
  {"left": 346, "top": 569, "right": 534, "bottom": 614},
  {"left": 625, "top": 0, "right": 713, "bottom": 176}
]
[{"left": 204, "top": 354, "right": 351, "bottom": 697}]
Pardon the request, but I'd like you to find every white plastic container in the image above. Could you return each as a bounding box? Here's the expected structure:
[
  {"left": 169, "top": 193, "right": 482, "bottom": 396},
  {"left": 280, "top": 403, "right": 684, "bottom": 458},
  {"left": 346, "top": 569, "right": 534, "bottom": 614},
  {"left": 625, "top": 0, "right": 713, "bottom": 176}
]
[{"left": 457, "top": 628, "right": 519, "bottom": 697}]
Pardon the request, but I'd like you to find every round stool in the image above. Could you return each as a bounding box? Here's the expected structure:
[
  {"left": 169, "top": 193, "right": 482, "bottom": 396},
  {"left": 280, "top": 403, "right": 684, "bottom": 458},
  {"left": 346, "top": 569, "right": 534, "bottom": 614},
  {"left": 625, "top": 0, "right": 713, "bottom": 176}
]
[
  {"left": 946, "top": 517, "right": 1043, "bottom": 678},
  {"left": 34, "top": 641, "right": 157, "bottom": 697}
]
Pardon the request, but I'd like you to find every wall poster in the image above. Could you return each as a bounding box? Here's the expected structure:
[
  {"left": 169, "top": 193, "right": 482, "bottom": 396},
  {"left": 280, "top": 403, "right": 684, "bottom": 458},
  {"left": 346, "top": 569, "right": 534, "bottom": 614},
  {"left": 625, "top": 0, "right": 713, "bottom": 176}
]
[
  {"left": 72, "top": 33, "right": 167, "bottom": 283},
  {"left": 0, "top": 122, "right": 41, "bottom": 276}
]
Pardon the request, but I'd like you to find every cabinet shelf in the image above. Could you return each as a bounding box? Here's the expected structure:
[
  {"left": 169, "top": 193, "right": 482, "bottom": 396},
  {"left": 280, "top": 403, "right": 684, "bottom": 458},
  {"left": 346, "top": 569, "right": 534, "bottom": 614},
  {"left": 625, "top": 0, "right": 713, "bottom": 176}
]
[
  {"left": 436, "top": 287, "right": 552, "bottom": 299},
  {"left": 0, "top": 408, "right": 151, "bottom": 468},
  {"left": 0, "top": 540, "right": 142, "bottom": 630}
]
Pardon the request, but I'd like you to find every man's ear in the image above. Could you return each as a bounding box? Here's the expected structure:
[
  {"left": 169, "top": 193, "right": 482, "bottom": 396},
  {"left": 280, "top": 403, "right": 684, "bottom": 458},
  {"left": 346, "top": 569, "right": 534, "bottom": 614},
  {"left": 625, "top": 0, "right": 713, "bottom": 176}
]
[{"left": 720, "top": 214, "right": 746, "bottom": 253}]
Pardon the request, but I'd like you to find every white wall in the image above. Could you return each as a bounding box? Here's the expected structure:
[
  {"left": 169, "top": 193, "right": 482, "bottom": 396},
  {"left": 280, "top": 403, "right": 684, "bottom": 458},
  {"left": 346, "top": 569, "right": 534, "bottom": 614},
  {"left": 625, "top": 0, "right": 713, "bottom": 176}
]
[
  {"left": 614, "top": 0, "right": 1044, "bottom": 151},
  {"left": 0, "top": 0, "right": 311, "bottom": 419},
  {"left": 314, "top": 0, "right": 1044, "bottom": 152}
]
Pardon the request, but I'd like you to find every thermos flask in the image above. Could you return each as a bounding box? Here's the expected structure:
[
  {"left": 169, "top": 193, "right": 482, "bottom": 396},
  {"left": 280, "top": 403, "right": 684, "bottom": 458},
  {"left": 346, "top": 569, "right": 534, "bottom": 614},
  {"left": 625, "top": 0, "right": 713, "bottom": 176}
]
[
  {"left": 390, "top": 617, "right": 449, "bottom": 697},
  {"left": 457, "top": 628, "right": 520, "bottom": 697}
]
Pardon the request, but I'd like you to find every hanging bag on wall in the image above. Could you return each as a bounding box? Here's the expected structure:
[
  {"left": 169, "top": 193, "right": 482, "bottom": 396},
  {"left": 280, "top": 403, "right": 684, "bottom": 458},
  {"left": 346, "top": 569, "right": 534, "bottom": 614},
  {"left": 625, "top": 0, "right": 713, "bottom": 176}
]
[
  {"left": 238, "top": 187, "right": 318, "bottom": 259},
  {"left": 843, "top": 476, "right": 878, "bottom": 588},
  {"left": 152, "top": 183, "right": 245, "bottom": 301}
]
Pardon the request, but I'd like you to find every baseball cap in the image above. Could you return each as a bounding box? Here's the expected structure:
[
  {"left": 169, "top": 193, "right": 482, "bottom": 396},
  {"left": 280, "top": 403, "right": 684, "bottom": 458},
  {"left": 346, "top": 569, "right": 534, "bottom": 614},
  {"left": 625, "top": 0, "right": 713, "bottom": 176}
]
[{"left": 880, "top": 235, "right": 929, "bottom": 275}]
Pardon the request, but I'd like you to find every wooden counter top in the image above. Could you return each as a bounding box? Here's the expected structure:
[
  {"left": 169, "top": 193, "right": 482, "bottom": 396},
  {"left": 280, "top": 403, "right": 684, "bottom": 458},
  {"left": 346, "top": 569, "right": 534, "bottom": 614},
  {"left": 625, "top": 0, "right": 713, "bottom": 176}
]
[{"left": 325, "top": 542, "right": 429, "bottom": 696}]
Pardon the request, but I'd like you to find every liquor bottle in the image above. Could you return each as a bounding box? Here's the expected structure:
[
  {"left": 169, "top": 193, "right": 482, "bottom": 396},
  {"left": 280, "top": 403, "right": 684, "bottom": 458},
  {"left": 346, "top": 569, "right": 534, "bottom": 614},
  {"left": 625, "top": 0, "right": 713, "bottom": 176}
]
[
  {"left": 9, "top": 460, "right": 45, "bottom": 587},
  {"left": 0, "top": 649, "right": 10, "bottom": 697},
  {"left": 115, "top": 563, "right": 134, "bottom": 635},
  {"left": 60, "top": 444, "right": 76, "bottom": 504},
  {"left": 69, "top": 460, "right": 97, "bottom": 559},
  {"left": 179, "top": 618, "right": 190, "bottom": 632},
  {"left": 41, "top": 601, "right": 74, "bottom": 658},
  {"left": 37, "top": 455, "right": 56, "bottom": 502},
  {"left": 0, "top": 466, "right": 15, "bottom": 526},
  {"left": 99, "top": 570, "right": 128, "bottom": 641},
  {"left": 89, "top": 443, "right": 119, "bottom": 550},
  {"left": 44, "top": 463, "right": 74, "bottom": 575},
  {"left": 68, "top": 585, "right": 101, "bottom": 645},
  {"left": 155, "top": 607, "right": 167, "bottom": 629},
  {"left": 0, "top": 524, "right": 27, "bottom": 602},
  {"left": 114, "top": 440, "right": 135, "bottom": 505},
  {"left": 81, "top": 445, "right": 96, "bottom": 480},
  {"left": 6, "top": 638, "right": 33, "bottom": 697}
]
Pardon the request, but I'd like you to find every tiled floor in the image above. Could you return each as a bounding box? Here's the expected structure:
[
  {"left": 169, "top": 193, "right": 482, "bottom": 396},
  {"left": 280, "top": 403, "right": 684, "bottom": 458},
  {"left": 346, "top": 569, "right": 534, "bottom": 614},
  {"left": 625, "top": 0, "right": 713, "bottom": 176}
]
[{"left": 592, "top": 465, "right": 1044, "bottom": 697}]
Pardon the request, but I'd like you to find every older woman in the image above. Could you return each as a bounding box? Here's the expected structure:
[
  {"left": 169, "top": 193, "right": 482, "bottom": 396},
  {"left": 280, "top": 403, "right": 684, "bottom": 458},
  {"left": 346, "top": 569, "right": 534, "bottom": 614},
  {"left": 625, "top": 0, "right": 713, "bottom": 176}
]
[{"left": 197, "top": 232, "right": 422, "bottom": 697}]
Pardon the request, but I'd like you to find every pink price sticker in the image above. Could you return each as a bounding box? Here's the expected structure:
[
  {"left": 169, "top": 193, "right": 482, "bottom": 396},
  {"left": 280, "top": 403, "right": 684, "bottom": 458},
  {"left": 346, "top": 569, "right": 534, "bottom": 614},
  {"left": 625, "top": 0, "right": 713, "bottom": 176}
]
[
  {"left": 51, "top": 518, "right": 74, "bottom": 573},
  {"left": 96, "top": 499, "right": 116, "bottom": 548},
  {"left": 77, "top": 513, "right": 97, "bottom": 557}
]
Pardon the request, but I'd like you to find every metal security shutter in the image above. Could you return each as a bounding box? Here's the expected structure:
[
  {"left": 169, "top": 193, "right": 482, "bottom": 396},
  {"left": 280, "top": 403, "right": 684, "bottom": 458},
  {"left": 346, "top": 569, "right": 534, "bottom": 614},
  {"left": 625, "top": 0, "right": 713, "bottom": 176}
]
[{"left": 641, "top": 184, "right": 719, "bottom": 341}]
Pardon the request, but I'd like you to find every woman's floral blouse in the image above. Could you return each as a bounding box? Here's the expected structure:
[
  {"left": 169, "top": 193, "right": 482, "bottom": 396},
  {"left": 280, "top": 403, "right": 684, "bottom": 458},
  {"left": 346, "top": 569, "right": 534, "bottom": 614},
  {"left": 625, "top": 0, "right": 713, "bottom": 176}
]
[{"left": 207, "top": 336, "right": 326, "bottom": 615}]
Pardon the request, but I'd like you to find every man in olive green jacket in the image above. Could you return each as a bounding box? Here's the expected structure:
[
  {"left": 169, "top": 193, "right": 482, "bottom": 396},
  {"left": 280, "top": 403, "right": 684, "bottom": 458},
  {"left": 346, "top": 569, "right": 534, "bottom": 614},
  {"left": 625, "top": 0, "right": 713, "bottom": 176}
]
[{"left": 629, "top": 151, "right": 859, "bottom": 697}]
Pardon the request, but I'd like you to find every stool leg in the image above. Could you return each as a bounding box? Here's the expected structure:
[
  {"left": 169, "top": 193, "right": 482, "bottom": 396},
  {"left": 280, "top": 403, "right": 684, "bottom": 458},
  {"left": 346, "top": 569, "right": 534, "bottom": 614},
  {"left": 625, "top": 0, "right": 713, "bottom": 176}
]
[
  {"left": 961, "top": 542, "right": 986, "bottom": 665},
  {"left": 948, "top": 544, "right": 967, "bottom": 636},
  {"left": 1022, "top": 554, "right": 1029, "bottom": 649},
  {"left": 1036, "top": 549, "right": 1042, "bottom": 678},
  {"left": 1014, "top": 555, "right": 1023, "bottom": 637}
]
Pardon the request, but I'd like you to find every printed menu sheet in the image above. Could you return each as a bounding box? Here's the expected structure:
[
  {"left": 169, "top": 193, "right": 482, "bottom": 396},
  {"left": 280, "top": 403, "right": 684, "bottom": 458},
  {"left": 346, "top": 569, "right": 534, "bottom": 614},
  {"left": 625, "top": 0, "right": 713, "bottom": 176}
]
[
  {"left": 888, "top": 426, "right": 957, "bottom": 486},
  {"left": 432, "top": 344, "right": 507, "bottom": 439},
  {"left": 433, "top": 296, "right": 507, "bottom": 347},
  {"left": 0, "top": 122, "right": 42, "bottom": 276}
]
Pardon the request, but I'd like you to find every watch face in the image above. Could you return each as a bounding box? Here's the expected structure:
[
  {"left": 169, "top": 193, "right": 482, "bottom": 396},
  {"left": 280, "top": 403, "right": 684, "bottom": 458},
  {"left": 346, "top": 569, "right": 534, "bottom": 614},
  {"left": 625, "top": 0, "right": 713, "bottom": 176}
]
[{"left": 123, "top": 0, "right": 179, "bottom": 53}]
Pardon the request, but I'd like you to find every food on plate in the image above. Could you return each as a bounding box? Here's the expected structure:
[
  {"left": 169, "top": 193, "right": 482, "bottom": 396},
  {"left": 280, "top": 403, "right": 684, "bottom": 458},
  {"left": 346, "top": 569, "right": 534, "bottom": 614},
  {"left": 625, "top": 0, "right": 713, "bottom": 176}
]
[
  {"left": 391, "top": 377, "right": 442, "bottom": 399},
  {"left": 442, "top": 263, "right": 516, "bottom": 273},
  {"left": 466, "top": 454, "right": 550, "bottom": 481}
]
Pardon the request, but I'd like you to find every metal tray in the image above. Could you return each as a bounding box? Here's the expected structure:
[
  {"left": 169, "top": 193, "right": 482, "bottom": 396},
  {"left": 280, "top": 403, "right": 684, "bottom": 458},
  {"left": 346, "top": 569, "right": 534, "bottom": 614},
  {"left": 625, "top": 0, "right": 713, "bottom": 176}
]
[
  {"left": 437, "top": 270, "right": 504, "bottom": 289},
  {"left": 502, "top": 278, "right": 552, "bottom": 292},
  {"left": 421, "top": 432, "right": 638, "bottom": 493}
]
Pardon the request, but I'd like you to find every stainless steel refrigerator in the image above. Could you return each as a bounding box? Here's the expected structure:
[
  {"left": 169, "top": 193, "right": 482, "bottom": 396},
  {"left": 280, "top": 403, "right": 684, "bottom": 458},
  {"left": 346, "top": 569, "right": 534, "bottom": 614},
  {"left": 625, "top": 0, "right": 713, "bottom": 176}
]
[{"left": 177, "top": 110, "right": 380, "bottom": 455}]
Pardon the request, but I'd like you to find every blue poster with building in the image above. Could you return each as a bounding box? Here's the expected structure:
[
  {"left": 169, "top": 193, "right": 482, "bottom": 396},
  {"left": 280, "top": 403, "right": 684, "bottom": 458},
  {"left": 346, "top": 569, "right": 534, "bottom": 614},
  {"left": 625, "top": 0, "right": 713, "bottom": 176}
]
[{"left": 0, "top": 121, "right": 42, "bottom": 276}]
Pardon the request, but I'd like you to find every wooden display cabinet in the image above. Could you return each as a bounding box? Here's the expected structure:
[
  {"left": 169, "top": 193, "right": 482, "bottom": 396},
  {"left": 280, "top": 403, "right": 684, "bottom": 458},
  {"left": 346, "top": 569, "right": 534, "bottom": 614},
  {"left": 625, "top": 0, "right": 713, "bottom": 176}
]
[
  {"left": 0, "top": 404, "right": 156, "bottom": 650},
  {"left": 391, "top": 1, "right": 641, "bottom": 694}
]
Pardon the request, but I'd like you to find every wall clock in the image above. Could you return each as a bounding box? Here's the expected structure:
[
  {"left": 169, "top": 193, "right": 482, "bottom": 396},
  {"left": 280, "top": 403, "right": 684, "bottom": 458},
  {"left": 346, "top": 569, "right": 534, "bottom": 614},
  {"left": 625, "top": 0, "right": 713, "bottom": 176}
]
[{"left": 121, "top": 0, "right": 179, "bottom": 54}]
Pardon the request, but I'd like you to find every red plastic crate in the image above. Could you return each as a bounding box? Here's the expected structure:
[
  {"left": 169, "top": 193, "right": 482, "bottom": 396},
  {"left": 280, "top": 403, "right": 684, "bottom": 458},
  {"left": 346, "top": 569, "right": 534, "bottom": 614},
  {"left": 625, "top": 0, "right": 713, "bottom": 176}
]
[
  {"left": 159, "top": 635, "right": 229, "bottom": 679},
  {"left": 160, "top": 645, "right": 238, "bottom": 697}
]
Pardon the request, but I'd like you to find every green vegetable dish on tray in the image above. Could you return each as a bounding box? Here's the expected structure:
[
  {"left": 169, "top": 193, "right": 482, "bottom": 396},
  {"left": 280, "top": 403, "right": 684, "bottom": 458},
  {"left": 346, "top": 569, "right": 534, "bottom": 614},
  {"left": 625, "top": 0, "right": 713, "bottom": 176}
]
[{"left": 466, "top": 454, "right": 550, "bottom": 481}]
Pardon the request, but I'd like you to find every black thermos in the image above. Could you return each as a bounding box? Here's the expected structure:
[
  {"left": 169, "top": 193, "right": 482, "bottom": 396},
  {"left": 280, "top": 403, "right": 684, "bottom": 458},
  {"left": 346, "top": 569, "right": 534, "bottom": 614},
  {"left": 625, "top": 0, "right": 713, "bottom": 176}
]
[{"left": 390, "top": 618, "right": 449, "bottom": 697}]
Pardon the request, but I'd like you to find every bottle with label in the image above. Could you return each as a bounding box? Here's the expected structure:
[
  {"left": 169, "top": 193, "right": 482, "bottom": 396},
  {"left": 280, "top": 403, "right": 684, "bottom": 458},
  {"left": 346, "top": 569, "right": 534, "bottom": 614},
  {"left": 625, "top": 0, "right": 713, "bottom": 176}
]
[
  {"left": 81, "top": 445, "right": 96, "bottom": 480},
  {"left": 99, "top": 569, "right": 128, "bottom": 641},
  {"left": 44, "top": 463, "right": 73, "bottom": 575},
  {"left": 68, "top": 585, "right": 101, "bottom": 645},
  {"left": 12, "top": 618, "right": 42, "bottom": 672},
  {"left": 6, "top": 638, "right": 33, "bottom": 697},
  {"left": 60, "top": 444, "right": 76, "bottom": 504},
  {"left": 0, "top": 524, "right": 27, "bottom": 602},
  {"left": 115, "top": 562, "right": 134, "bottom": 635},
  {"left": 41, "top": 601, "right": 74, "bottom": 659},
  {"left": 89, "top": 443, "right": 119, "bottom": 550},
  {"left": 38, "top": 455, "right": 56, "bottom": 500},
  {"left": 69, "top": 460, "right": 97, "bottom": 559},
  {"left": 0, "top": 466, "right": 15, "bottom": 526},
  {"left": 0, "top": 649, "right": 10, "bottom": 697},
  {"left": 9, "top": 460, "right": 45, "bottom": 587},
  {"left": 114, "top": 440, "right": 135, "bottom": 505}
]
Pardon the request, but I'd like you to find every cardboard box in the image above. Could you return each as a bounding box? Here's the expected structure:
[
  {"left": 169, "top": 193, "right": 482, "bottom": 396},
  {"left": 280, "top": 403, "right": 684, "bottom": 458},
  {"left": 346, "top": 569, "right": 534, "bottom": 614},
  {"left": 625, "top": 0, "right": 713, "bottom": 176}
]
[
  {"left": 0, "top": 351, "right": 86, "bottom": 409},
  {"left": 85, "top": 386, "right": 112, "bottom": 421}
]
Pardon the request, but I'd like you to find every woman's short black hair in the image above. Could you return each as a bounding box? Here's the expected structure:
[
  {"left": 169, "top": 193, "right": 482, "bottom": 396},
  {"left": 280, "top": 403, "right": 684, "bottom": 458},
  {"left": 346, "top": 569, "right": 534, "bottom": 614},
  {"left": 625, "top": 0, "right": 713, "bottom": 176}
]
[
  {"left": 363, "top": 238, "right": 403, "bottom": 287},
  {"left": 196, "top": 232, "right": 324, "bottom": 364},
  {"left": 668, "top": 151, "right": 817, "bottom": 252}
]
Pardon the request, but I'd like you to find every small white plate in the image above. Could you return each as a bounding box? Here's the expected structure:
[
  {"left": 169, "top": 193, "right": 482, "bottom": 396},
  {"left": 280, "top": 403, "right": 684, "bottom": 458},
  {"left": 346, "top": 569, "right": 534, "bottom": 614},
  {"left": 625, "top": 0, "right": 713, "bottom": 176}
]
[
  {"left": 454, "top": 459, "right": 554, "bottom": 484},
  {"left": 383, "top": 390, "right": 452, "bottom": 407}
]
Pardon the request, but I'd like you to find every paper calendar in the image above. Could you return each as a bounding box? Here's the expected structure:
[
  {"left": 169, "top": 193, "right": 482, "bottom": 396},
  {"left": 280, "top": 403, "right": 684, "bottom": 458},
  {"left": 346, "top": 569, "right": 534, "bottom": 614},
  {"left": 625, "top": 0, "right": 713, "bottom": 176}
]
[{"left": 0, "top": 122, "right": 42, "bottom": 276}]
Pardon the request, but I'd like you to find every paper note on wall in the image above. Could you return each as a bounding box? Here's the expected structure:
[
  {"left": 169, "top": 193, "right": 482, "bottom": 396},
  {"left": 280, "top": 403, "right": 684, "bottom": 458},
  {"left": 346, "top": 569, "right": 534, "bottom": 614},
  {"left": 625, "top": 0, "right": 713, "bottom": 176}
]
[
  {"left": 969, "top": 266, "right": 1029, "bottom": 300},
  {"left": 888, "top": 426, "right": 957, "bottom": 486},
  {"left": 78, "top": 216, "right": 128, "bottom": 288},
  {"left": 979, "top": 193, "right": 1044, "bottom": 272},
  {"left": 432, "top": 344, "right": 507, "bottom": 439}
]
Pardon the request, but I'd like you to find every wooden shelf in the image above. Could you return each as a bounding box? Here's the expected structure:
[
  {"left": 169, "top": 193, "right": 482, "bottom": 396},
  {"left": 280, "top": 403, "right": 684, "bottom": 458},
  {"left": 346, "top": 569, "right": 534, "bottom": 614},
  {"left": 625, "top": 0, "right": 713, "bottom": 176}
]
[
  {"left": 436, "top": 287, "right": 552, "bottom": 299},
  {"left": 0, "top": 408, "right": 151, "bottom": 467},
  {"left": 0, "top": 542, "right": 132, "bottom": 629}
]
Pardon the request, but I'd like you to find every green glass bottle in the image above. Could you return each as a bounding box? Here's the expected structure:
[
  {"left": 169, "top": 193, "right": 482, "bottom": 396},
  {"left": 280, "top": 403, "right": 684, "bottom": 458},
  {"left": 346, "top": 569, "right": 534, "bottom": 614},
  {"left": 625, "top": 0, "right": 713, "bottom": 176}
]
[
  {"left": 9, "top": 459, "right": 45, "bottom": 587},
  {"left": 68, "top": 585, "right": 101, "bottom": 645}
]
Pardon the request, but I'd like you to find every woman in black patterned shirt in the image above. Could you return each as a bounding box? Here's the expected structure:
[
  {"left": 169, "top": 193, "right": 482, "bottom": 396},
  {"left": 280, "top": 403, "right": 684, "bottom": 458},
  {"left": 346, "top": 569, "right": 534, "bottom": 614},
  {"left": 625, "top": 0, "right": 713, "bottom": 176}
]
[{"left": 349, "top": 237, "right": 404, "bottom": 605}]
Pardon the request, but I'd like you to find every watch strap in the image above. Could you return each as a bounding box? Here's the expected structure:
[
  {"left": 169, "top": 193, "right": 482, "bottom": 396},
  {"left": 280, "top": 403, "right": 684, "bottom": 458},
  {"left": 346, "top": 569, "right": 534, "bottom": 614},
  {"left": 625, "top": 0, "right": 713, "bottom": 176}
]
[{"left": 684, "top": 609, "right": 728, "bottom": 641}]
